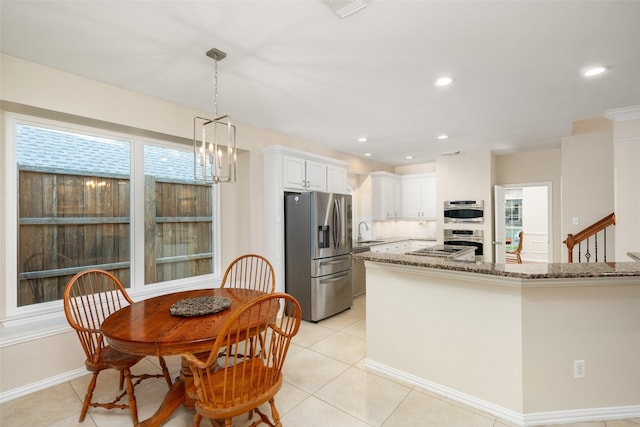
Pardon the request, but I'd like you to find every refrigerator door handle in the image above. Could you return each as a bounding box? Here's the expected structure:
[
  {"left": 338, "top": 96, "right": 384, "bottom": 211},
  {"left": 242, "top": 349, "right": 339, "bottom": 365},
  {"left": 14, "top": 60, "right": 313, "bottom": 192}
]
[
  {"left": 319, "top": 271, "right": 350, "bottom": 283},
  {"left": 319, "top": 257, "right": 350, "bottom": 266},
  {"left": 333, "top": 198, "right": 340, "bottom": 249}
]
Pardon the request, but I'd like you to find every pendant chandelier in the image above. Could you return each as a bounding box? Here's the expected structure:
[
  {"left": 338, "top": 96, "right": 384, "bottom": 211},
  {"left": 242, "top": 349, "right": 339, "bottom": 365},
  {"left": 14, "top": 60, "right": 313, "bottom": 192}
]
[{"left": 194, "top": 48, "right": 236, "bottom": 184}]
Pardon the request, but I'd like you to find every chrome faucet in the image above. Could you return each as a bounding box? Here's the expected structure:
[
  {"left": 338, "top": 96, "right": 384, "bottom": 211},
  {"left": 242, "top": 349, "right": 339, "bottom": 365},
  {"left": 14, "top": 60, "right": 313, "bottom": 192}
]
[{"left": 357, "top": 221, "right": 369, "bottom": 241}]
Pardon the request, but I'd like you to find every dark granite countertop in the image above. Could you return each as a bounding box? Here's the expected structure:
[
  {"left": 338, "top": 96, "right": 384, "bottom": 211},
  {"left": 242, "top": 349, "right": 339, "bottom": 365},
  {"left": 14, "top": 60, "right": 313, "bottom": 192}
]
[{"left": 354, "top": 250, "right": 640, "bottom": 280}]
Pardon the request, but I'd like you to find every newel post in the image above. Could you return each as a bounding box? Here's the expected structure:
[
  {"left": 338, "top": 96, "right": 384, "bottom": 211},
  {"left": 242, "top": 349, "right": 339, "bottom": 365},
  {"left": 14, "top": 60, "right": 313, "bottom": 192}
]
[{"left": 564, "top": 234, "right": 575, "bottom": 263}]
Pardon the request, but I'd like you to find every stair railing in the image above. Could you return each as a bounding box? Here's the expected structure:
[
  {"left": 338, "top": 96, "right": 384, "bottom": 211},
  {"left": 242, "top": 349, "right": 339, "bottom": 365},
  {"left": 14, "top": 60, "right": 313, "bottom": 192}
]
[{"left": 563, "top": 213, "right": 615, "bottom": 263}]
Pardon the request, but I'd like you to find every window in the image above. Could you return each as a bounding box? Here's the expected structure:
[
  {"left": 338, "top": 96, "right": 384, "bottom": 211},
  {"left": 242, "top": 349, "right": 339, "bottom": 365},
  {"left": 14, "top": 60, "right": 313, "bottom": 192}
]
[
  {"left": 505, "top": 188, "right": 523, "bottom": 251},
  {"left": 143, "top": 145, "right": 213, "bottom": 284},
  {"left": 7, "top": 114, "right": 216, "bottom": 316}
]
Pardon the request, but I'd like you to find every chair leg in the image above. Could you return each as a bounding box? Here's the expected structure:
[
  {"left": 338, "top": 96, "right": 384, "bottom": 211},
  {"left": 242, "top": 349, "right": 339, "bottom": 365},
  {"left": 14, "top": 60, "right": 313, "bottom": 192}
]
[
  {"left": 123, "top": 368, "right": 139, "bottom": 424},
  {"left": 79, "top": 372, "right": 99, "bottom": 422},
  {"left": 159, "top": 356, "right": 173, "bottom": 387},
  {"left": 118, "top": 369, "right": 125, "bottom": 390},
  {"left": 269, "top": 398, "right": 282, "bottom": 427},
  {"left": 192, "top": 412, "right": 202, "bottom": 427}
]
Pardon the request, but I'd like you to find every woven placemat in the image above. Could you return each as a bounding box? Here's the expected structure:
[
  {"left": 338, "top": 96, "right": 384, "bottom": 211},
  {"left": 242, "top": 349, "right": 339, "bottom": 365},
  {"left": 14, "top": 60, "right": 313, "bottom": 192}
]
[{"left": 169, "top": 296, "right": 232, "bottom": 317}]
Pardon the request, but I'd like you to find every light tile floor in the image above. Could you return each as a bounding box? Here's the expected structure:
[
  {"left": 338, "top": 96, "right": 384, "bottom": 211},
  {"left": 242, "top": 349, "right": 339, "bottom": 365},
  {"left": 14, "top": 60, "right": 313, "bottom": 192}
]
[{"left": 2, "top": 295, "right": 639, "bottom": 427}]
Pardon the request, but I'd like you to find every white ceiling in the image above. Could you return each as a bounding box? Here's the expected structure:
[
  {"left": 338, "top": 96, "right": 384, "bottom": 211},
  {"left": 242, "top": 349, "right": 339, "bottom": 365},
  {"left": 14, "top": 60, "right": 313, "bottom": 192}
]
[{"left": 2, "top": 0, "right": 639, "bottom": 166}]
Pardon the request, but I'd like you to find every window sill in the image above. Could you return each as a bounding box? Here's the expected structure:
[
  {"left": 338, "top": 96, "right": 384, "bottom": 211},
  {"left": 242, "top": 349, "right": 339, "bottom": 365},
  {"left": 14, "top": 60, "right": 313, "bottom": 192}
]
[
  {"left": 1, "top": 277, "right": 221, "bottom": 348},
  {"left": 0, "top": 311, "right": 71, "bottom": 348}
]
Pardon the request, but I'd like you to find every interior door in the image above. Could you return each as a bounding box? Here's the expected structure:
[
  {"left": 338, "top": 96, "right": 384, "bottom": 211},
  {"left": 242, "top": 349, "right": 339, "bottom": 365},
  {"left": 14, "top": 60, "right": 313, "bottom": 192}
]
[{"left": 494, "top": 185, "right": 506, "bottom": 263}]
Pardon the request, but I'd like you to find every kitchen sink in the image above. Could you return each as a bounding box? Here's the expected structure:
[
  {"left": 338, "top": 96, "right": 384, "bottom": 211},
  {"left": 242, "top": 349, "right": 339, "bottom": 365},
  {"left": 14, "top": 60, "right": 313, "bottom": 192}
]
[{"left": 355, "top": 240, "right": 383, "bottom": 244}]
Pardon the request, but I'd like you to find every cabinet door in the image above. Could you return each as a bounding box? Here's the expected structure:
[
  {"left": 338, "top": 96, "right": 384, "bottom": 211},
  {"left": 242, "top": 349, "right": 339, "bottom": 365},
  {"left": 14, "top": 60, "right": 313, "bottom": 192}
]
[
  {"left": 327, "top": 165, "right": 348, "bottom": 194},
  {"left": 383, "top": 177, "right": 395, "bottom": 219},
  {"left": 402, "top": 174, "right": 436, "bottom": 219},
  {"left": 402, "top": 176, "right": 421, "bottom": 219},
  {"left": 371, "top": 175, "right": 387, "bottom": 220},
  {"left": 283, "top": 156, "right": 306, "bottom": 190},
  {"left": 420, "top": 174, "right": 437, "bottom": 219},
  {"left": 305, "top": 160, "right": 327, "bottom": 191},
  {"left": 392, "top": 177, "right": 402, "bottom": 218},
  {"left": 372, "top": 173, "right": 401, "bottom": 220}
]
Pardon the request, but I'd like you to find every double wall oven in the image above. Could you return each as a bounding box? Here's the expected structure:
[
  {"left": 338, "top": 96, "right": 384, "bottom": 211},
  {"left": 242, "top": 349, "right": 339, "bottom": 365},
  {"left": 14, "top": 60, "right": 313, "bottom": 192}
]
[
  {"left": 444, "top": 229, "right": 484, "bottom": 261},
  {"left": 444, "top": 200, "right": 484, "bottom": 223},
  {"left": 443, "top": 200, "right": 485, "bottom": 261}
]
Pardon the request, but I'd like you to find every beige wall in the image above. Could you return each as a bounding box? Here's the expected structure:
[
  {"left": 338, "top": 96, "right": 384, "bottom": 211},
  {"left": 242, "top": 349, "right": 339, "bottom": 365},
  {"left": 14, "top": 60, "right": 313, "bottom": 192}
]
[
  {"left": 366, "top": 262, "right": 640, "bottom": 420},
  {"left": 495, "top": 149, "right": 561, "bottom": 262},
  {"left": 436, "top": 150, "right": 494, "bottom": 260},
  {"left": 0, "top": 53, "right": 387, "bottom": 396},
  {"left": 366, "top": 263, "right": 524, "bottom": 414},
  {"left": 610, "top": 115, "right": 640, "bottom": 260},
  {"left": 560, "top": 127, "right": 614, "bottom": 262},
  {"left": 522, "top": 282, "right": 640, "bottom": 412},
  {"left": 394, "top": 162, "right": 436, "bottom": 175}
]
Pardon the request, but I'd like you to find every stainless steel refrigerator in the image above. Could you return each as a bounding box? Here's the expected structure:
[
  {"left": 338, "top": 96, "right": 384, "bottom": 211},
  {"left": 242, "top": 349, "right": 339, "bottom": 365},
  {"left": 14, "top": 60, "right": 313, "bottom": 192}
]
[{"left": 284, "top": 191, "right": 353, "bottom": 322}]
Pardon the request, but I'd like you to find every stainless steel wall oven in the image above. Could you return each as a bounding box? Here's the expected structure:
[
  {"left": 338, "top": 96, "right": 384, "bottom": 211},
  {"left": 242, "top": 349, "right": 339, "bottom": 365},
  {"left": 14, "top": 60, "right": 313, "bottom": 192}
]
[
  {"left": 444, "top": 229, "right": 484, "bottom": 261},
  {"left": 444, "top": 200, "right": 484, "bottom": 223}
]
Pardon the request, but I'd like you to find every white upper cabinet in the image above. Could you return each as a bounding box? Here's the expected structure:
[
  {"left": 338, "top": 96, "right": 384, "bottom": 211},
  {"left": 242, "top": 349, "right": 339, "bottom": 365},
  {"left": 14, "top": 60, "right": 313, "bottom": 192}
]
[
  {"left": 401, "top": 173, "right": 436, "bottom": 219},
  {"left": 283, "top": 156, "right": 330, "bottom": 191},
  {"left": 283, "top": 156, "right": 306, "bottom": 190},
  {"left": 327, "top": 165, "right": 348, "bottom": 194},
  {"left": 371, "top": 171, "right": 401, "bottom": 220}
]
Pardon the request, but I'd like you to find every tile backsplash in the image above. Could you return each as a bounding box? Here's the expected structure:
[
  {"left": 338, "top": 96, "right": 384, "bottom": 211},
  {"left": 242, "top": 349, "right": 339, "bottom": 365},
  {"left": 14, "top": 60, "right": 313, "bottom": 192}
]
[{"left": 354, "top": 217, "right": 437, "bottom": 241}]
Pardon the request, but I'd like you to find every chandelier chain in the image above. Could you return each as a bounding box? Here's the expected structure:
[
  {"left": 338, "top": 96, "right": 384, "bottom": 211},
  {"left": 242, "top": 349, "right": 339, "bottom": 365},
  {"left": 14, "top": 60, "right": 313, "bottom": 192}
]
[
  {"left": 193, "top": 47, "right": 236, "bottom": 184},
  {"left": 214, "top": 56, "right": 219, "bottom": 117}
]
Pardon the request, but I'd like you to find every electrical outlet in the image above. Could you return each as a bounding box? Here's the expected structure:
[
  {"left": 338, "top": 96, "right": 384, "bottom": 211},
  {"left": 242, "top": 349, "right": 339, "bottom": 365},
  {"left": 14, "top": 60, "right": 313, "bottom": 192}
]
[
  {"left": 574, "top": 360, "right": 586, "bottom": 379},
  {"left": 572, "top": 217, "right": 579, "bottom": 225}
]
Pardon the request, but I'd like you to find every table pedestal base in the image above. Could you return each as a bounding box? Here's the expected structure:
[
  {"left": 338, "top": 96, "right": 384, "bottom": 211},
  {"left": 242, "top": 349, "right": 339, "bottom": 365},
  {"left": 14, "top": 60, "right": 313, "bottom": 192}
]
[
  {"left": 136, "top": 378, "right": 185, "bottom": 427},
  {"left": 137, "top": 356, "right": 202, "bottom": 426}
]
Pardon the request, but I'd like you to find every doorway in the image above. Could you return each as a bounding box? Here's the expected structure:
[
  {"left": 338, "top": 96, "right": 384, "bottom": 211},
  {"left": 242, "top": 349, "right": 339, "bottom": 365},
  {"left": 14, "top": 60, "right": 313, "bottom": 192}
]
[{"left": 494, "top": 183, "right": 552, "bottom": 263}]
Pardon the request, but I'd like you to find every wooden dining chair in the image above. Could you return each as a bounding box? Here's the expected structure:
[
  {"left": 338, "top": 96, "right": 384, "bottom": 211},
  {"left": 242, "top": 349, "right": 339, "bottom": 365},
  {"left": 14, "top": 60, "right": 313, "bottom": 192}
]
[
  {"left": 183, "top": 293, "right": 301, "bottom": 427},
  {"left": 220, "top": 254, "right": 275, "bottom": 293},
  {"left": 506, "top": 231, "right": 524, "bottom": 264},
  {"left": 63, "top": 269, "right": 172, "bottom": 423}
]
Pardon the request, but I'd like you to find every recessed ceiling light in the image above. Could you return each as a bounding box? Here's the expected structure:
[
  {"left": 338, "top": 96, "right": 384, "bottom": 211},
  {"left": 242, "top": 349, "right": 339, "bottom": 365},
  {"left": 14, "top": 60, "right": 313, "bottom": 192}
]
[
  {"left": 437, "top": 134, "right": 448, "bottom": 140},
  {"left": 434, "top": 76, "right": 453, "bottom": 87},
  {"left": 364, "top": 153, "right": 372, "bottom": 157},
  {"left": 358, "top": 137, "right": 367, "bottom": 142},
  {"left": 583, "top": 66, "right": 607, "bottom": 77},
  {"left": 405, "top": 155, "right": 413, "bottom": 160}
]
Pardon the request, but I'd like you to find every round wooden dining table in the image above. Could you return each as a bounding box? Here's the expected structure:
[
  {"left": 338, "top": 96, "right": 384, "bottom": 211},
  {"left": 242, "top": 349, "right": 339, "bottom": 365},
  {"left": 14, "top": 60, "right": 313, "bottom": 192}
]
[{"left": 101, "top": 287, "right": 266, "bottom": 427}]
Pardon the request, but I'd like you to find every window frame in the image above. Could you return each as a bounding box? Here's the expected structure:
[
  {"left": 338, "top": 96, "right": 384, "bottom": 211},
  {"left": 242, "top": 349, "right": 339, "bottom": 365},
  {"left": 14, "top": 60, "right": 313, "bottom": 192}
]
[{"left": 2, "top": 112, "right": 221, "bottom": 337}]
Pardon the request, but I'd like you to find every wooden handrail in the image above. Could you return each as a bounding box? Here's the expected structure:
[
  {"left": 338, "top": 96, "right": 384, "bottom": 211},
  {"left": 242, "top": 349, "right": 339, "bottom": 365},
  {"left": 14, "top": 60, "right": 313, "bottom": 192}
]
[{"left": 563, "top": 213, "right": 615, "bottom": 262}]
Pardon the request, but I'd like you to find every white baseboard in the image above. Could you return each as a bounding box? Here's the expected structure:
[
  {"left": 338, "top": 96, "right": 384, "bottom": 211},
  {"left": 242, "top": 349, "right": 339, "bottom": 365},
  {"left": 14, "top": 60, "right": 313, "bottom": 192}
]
[
  {"left": 0, "top": 367, "right": 86, "bottom": 404},
  {"left": 364, "top": 358, "right": 640, "bottom": 427},
  {"left": 524, "top": 406, "right": 640, "bottom": 427}
]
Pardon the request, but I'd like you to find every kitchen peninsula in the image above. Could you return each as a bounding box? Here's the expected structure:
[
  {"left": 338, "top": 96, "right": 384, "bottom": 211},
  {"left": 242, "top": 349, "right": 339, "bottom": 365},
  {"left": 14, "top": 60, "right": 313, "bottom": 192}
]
[{"left": 354, "top": 251, "right": 640, "bottom": 426}]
